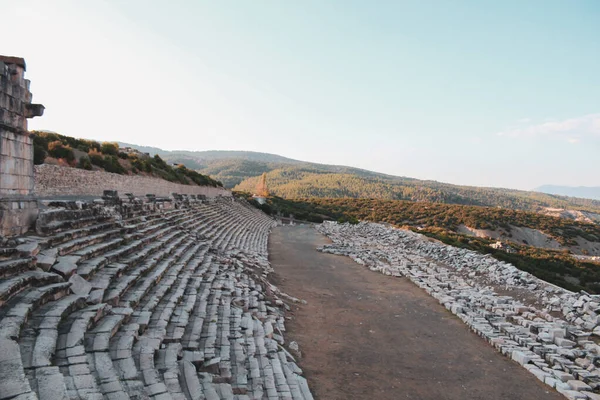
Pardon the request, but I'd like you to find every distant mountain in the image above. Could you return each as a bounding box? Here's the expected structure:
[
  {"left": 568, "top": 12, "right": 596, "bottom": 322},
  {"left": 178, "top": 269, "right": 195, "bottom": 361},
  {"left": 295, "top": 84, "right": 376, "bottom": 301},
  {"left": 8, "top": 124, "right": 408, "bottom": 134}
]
[
  {"left": 119, "top": 142, "right": 600, "bottom": 214},
  {"left": 535, "top": 185, "right": 600, "bottom": 201},
  {"left": 117, "top": 143, "right": 300, "bottom": 164}
]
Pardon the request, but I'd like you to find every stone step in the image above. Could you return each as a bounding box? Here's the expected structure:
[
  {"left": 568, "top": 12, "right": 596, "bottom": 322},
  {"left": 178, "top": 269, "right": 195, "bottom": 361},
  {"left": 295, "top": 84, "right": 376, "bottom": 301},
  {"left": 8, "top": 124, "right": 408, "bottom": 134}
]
[
  {"left": 54, "top": 228, "right": 126, "bottom": 257},
  {"left": 0, "top": 199, "right": 311, "bottom": 400},
  {"left": 179, "top": 360, "right": 202, "bottom": 400},
  {"left": 106, "top": 243, "right": 205, "bottom": 399},
  {"left": 0, "top": 257, "right": 35, "bottom": 279},
  {"left": 0, "top": 271, "right": 63, "bottom": 307},
  {"left": 0, "top": 338, "right": 36, "bottom": 400},
  {"left": 103, "top": 235, "right": 189, "bottom": 306},
  {"left": 36, "top": 208, "right": 112, "bottom": 236},
  {"left": 21, "top": 294, "right": 88, "bottom": 370},
  {"left": 110, "top": 323, "right": 140, "bottom": 376},
  {"left": 119, "top": 230, "right": 184, "bottom": 268},
  {"left": 78, "top": 225, "right": 178, "bottom": 281},
  {"left": 0, "top": 282, "right": 71, "bottom": 340},
  {"left": 72, "top": 238, "right": 125, "bottom": 262},
  {"left": 89, "top": 351, "right": 130, "bottom": 399},
  {"left": 122, "top": 240, "right": 194, "bottom": 309},
  {"left": 156, "top": 343, "right": 184, "bottom": 399},
  {"left": 44, "top": 221, "right": 122, "bottom": 248},
  {"left": 55, "top": 304, "right": 109, "bottom": 399},
  {"left": 13, "top": 294, "right": 88, "bottom": 400},
  {"left": 76, "top": 256, "right": 109, "bottom": 280},
  {"left": 134, "top": 336, "right": 171, "bottom": 399}
]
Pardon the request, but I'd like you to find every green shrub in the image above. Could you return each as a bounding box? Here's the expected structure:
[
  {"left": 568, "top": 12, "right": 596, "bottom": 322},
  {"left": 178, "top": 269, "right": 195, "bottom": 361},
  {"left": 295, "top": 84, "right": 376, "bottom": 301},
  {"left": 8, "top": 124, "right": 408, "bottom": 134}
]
[
  {"left": 33, "top": 144, "right": 47, "bottom": 165},
  {"left": 77, "top": 155, "right": 93, "bottom": 170},
  {"left": 100, "top": 142, "right": 119, "bottom": 156},
  {"left": 47, "top": 141, "right": 75, "bottom": 163},
  {"left": 103, "top": 155, "right": 126, "bottom": 174},
  {"left": 88, "top": 149, "right": 105, "bottom": 168}
]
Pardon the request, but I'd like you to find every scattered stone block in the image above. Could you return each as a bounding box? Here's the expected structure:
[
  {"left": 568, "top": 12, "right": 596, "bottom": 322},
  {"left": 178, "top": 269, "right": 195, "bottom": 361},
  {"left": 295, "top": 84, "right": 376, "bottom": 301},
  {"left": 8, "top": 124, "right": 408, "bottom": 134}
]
[
  {"left": 16, "top": 242, "right": 39, "bottom": 257},
  {"left": 68, "top": 274, "right": 92, "bottom": 296},
  {"left": 51, "top": 256, "right": 80, "bottom": 278}
]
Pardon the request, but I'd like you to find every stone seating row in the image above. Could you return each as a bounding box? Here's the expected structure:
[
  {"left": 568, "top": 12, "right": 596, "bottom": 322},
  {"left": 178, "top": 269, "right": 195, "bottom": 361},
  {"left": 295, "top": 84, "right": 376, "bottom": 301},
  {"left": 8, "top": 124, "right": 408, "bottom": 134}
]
[{"left": 0, "top": 196, "right": 312, "bottom": 400}]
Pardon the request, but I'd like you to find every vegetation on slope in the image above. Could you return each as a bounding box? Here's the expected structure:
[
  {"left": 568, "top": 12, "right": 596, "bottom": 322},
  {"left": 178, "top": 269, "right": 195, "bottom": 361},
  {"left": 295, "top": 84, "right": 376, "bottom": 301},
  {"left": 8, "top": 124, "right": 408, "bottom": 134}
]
[
  {"left": 33, "top": 131, "right": 223, "bottom": 187},
  {"left": 240, "top": 194, "right": 600, "bottom": 293},
  {"left": 234, "top": 167, "right": 600, "bottom": 214},
  {"left": 119, "top": 144, "right": 600, "bottom": 215}
]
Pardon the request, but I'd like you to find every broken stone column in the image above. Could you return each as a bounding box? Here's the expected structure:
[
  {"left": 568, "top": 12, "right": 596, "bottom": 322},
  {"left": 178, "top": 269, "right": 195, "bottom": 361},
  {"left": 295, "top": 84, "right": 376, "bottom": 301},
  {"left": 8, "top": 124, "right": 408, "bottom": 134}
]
[{"left": 0, "top": 56, "right": 45, "bottom": 236}]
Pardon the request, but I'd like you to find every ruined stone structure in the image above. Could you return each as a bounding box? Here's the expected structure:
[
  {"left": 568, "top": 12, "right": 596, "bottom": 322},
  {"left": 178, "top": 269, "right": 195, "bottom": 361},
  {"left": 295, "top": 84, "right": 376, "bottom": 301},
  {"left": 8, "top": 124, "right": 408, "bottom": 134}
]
[
  {"left": 0, "top": 56, "right": 44, "bottom": 236},
  {"left": 0, "top": 55, "right": 313, "bottom": 399},
  {"left": 0, "top": 195, "right": 313, "bottom": 399},
  {"left": 318, "top": 222, "right": 600, "bottom": 399}
]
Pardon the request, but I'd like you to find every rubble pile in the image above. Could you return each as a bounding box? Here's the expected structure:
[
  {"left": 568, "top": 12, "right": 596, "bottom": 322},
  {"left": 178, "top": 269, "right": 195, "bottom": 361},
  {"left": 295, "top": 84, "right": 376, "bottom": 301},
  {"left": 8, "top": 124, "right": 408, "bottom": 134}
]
[
  {"left": 0, "top": 195, "right": 313, "bottom": 400},
  {"left": 317, "top": 221, "right": 600, "bottom": 400}
]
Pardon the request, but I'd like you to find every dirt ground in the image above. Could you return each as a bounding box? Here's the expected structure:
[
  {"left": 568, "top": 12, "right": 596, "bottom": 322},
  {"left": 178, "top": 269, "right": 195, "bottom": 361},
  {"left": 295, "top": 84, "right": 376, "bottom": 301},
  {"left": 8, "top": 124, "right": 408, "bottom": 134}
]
[{"left": 268, "top": 224, "right": 564, "bottom": 400}]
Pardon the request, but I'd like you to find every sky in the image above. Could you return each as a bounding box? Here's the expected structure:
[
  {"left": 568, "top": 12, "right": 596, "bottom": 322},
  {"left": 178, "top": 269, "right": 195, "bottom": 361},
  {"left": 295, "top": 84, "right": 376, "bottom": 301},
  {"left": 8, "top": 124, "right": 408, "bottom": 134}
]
[{"left": 3, "top": 0, "right": 599, "bottom": 190}]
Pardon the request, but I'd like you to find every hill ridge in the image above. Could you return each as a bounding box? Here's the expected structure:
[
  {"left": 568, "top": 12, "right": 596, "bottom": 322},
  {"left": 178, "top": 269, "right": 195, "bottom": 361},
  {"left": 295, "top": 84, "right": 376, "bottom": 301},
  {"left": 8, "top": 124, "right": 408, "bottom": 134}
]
[
  {"left": 535, "top": 185, "right": 600, "bottom": 201},
  {"left": 119, "top": 142, "right": 600, "bottom": 214}
]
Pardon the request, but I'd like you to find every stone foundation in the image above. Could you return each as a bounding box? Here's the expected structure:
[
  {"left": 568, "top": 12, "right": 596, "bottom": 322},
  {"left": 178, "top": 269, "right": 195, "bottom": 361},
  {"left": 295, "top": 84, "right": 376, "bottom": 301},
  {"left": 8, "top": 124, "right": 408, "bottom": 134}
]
[{"left": 0, "top": 198, "right": 38, "bottom": 236}]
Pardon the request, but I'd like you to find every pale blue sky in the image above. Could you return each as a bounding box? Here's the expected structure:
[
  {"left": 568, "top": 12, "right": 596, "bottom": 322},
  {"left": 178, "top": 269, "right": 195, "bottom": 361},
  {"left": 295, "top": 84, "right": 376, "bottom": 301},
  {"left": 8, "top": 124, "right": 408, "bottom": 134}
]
[{"left": 3, "top": 0, "right": 599, "bottom": 190}]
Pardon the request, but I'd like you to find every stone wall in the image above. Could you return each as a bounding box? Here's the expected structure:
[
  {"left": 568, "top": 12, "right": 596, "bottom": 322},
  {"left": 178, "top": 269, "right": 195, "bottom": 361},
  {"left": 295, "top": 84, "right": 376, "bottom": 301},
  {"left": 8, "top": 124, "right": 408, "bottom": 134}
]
[
  {"left": 34, "top": 164, "right": 231, "bottom": 198},
  {"left": 1, "top": 130, "right": 34, "bottom": 195}
]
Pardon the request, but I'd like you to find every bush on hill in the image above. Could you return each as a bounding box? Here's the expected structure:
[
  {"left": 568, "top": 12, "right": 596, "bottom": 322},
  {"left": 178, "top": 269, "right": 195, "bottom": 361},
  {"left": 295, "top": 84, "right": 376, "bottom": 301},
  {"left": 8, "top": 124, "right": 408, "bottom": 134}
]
[
  {"left": 31, "top": 131, "right": 224, "bottom": 187},
  {"left": 99, "top": 142, "right": 118, "bottom": 156},
  {"left": 47, "top": 141, "right": 75, "bottom": 164},
  {"left": 33, "top": 144, "right": 47, "bottom": 165},
  {"left": 77, "top": 155, "right": 93, "bottom": 170}
]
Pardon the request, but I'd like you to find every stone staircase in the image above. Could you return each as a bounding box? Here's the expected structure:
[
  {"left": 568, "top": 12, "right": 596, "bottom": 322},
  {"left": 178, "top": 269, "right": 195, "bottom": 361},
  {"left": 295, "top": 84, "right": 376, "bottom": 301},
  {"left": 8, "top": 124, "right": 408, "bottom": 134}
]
[{"left": 0, "top": 195, "right": 312, "bottom": 400}]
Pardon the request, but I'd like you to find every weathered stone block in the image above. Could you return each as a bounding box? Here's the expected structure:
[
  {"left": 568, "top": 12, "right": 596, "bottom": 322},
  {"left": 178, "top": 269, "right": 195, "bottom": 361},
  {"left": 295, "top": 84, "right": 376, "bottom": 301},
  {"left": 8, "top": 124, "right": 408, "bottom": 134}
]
[{"left": 69, "top": 274, "right": 92, "bottom": 296}]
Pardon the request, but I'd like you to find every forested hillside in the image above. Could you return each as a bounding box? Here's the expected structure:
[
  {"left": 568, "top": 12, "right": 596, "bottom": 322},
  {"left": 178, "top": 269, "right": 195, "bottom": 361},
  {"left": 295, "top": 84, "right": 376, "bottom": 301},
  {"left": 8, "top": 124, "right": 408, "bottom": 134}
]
[
  {"left": 234, "top": 167, "right": 600, "bottom": 214},
  {"left": 119, "top": 143, "right": 600, "bottom": 214}
]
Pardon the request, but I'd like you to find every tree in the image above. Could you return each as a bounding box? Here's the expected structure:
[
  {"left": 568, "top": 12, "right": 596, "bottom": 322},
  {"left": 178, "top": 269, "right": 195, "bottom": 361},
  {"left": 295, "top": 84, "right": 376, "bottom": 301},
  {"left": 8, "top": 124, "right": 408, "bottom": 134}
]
[
  {"left": 77, "top": 155, "right": 93, "bottom": 170},
  {"left": 100, "top": 142, "right": 119, "bottom": 156},
  {"left": 47, "top": 141, "right": 75, "bottom": 163},
  {"left": 33, "top": 144, "right": 47, "bottom": 165}
]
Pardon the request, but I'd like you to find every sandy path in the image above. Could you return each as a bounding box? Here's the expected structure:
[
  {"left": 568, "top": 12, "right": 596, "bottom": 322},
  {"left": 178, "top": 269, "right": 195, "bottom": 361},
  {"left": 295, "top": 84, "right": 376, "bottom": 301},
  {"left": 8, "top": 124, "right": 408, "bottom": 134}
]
[{"left": 268, "top": 224, "right": 564, "bottom": 400}]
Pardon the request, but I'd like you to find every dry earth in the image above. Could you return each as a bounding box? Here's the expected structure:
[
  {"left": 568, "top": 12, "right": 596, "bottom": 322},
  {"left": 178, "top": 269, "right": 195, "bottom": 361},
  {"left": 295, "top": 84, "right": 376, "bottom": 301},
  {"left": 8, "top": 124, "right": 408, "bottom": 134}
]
[{"left": 268, "top": 224, "right": 565, "bottom": 400}]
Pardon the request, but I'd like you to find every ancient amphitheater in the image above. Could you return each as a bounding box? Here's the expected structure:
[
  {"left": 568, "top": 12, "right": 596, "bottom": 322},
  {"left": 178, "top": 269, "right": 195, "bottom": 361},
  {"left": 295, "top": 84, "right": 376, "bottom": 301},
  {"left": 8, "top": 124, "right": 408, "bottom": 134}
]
[
  {"left": 0, "top": 195, "right": 317, "bottom": 400},
  {"left": 3, "top": 55, "right": 600, "bottom": 400},
  {"left": 0, "top": 56, "right": 312, "bottom": 400}
]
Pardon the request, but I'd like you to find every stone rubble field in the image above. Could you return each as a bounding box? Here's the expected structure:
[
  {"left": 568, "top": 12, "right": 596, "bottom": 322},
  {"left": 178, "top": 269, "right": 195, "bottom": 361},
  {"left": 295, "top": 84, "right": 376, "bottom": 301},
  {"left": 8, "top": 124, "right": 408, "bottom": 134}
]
[
  {"left": 317, "top": 221, "right": 600, "bottom": 400},
  {"left": 0, "top": 195, "right": 313, "bottom": 400}
]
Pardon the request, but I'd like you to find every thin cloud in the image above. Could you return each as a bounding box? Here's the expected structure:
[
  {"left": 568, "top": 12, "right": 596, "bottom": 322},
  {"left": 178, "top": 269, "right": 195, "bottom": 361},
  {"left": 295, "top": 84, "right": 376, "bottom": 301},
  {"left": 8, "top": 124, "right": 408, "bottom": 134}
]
[{"left": 497, "top": 113, "right": 600, "bottom": 142}]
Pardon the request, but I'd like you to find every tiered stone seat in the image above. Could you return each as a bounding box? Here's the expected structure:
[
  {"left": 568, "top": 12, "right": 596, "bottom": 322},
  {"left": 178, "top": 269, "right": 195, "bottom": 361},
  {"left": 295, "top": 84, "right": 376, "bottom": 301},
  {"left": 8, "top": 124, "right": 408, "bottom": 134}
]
[{"left": 0, "top": 195, "right": 313, "bottom": 400}]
